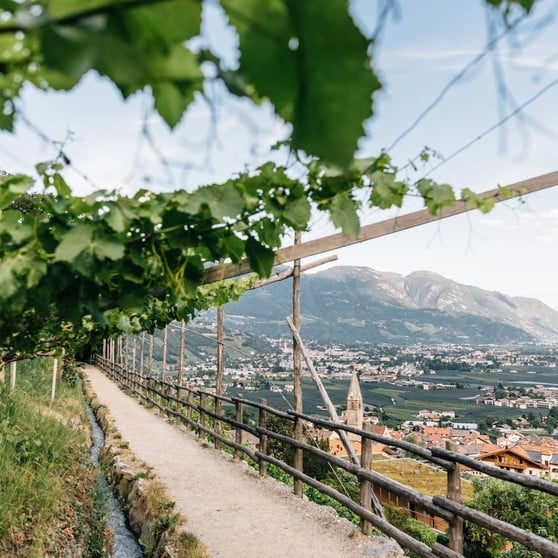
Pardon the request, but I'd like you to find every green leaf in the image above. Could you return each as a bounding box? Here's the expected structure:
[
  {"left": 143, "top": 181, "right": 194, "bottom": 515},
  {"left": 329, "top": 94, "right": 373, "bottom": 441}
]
[
  {"left": 208, "top": 185, "right": 245, "bottom": 222},
  {"left": 416, "top": 179, "right": 456, "bottom": 215},
  {"left": 92, "top": 232, "right": 125, "bottom": 261},
  {"left": 0, "top": 210, "right": 33, "bottom": 243},
  {"left": 329, "top": 193, "right": 360, "bottom": 237},
  {"left": 54, "top": 223, "right": 94, "bottom": 262},
  {"left": 283, "top": 195, "right": 310, "bottom": 229},
  {"left": 103, "top": 205, "right": 128, "bottom": 232},
  {"left": 223, "top": 0, "right": 380, "bottom": 167},
  {"left": 245, "top": 236, "right": 275, "bottom": 277},
  {"left": 153, "top": 82, "right": 187, "bottom": 128},
  {"left": 370, "top": 171, "right": 408, "bottom": 209},
  {"left": 53, "top": 173, "right": 72, "bottom": 197},
  {"left": 222, "top": 233, "right": 245, "bottom": 263}
]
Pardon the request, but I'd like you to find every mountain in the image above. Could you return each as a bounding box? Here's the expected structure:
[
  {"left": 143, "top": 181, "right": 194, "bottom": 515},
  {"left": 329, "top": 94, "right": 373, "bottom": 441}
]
[{"left": 221, "top": 266, "right": 558, "bottom": 345}]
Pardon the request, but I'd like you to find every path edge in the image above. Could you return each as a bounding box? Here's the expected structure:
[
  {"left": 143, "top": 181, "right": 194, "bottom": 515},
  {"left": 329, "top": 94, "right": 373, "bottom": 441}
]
[{"left": 82, "top": 369, "right": 210, "bottom": 558}]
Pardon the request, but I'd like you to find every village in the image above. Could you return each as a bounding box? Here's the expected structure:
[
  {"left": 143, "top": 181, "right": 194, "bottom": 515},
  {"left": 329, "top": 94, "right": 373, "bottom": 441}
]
[{"left": 175, "top": 335, "right": 558, "bottom": 484}]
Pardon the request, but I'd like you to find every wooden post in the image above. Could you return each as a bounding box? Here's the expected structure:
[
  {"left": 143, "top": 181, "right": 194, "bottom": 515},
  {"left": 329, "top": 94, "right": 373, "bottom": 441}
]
[
  {"left": 360, "top": 423, "right": 373, "bottom": 535},
  {"left": 186, "top": 389, "right": 193, "bottom": 432},
  {"left": 118, "top": 335, "right": 123, "bottom": 366},
  {"left": 0, "top": 362, "right": 4, "bottom": 384},
  {"left": 178, "top": 320, "right": 185, "bottom": 386},
  {"left": 102, "top": 339, "right": 107, "bottom": 360},
  {"left": 292, "top": 232, "right": 304, "bottom": 497},
  {"left": 124, "top": 334, "right": 129, "bottom": 370},
  {"left": 285, "top": 316, "right": 384, "bottom": 518},
  {"left": 9, "top": 361, "right": 16, "bottom": 392},
  {"left": 161, "top": 326, "right": 168, "bottom": 381},
  {"left": 258, "top": 398, "right": 268, "bottom": 477},
  {"left": 199, "top": 392, "right": 206, "bottom": 440},
  {"left": 234, "top": 395, "right": 244, "bottom": 461},
  {"left": 446, "top": 440, "right": 464, "bottom": 554},
  {"left": 215, "top": 307, "right": 224, "bottom": 450},
  {"left": 132, "top": 335, "right": 137, "bottom": 374},
  {"left": 139, "top": 332, "right": 145, "bottom": 376},
  {"left": 148, "top": 334, "right": 154, "bottom": 378},
  {"left": 51, "top": 358, "right": 58, "bottom": 403}
]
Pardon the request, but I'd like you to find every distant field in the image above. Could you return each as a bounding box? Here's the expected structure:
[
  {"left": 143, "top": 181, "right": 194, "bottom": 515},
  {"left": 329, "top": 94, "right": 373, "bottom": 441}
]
[
  {"left": 232, "top": 368, "right": 552, "bottom": 423},
  {"left": 372, "top": 458, "right": 474, "bottom": 500}
]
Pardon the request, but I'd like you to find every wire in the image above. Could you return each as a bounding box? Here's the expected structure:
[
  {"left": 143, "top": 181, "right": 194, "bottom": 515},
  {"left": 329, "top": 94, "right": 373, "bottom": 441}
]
[
  {"left": 386, "top": 14, "right": 526, "bottom": 154},
  {"left": 422, "top": 76, "right": 558, "bottom": 178}
]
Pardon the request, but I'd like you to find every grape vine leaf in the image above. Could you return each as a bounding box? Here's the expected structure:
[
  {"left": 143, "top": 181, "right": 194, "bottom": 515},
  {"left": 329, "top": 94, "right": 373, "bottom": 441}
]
[{"left": 222, "top": 0, "right": 380, "bottom": 167}]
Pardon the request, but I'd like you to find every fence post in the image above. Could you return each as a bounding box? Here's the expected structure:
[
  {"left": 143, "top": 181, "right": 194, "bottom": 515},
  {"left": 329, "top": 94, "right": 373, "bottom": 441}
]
[
  {"left": 199, "top": 392, "right": 206, "bottom": 440},
  {"left": 258, "top": 398, "right": 268, "bottom": 477},
  {"left": 446, "top": 440, "right": 464, "bottom": 554},
  {"left": 9, "top": 361, "right": 16, "bottom": 393},
  {"left": 234, "top": 395, "right": 244, "bottom": 462},
  {"left": 214, "top": 394, "right": 222, "bottom": 450},
  {"left": 186, "top": 389, "right": 193, "bottom": 432},
  {"left": 360, "top": 423, "right": 373, "bottom": 535},
  {"left": 177, "top": 383, "right": 184, "bottom": 420},
  {"left": 50, "top": 358, "right": 58, "bottom": 403}
]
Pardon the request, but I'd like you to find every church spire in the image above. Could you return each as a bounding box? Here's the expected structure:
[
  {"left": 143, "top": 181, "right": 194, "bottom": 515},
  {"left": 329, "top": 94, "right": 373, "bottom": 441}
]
[{"left": 346, "top": 370, "right": 363, "bottom": 429}]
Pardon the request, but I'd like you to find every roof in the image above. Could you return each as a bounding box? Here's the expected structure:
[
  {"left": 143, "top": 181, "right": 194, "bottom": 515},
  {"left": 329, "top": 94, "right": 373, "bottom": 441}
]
[{"left": 479, "top": 445, "right": 547, "bottom": 469}]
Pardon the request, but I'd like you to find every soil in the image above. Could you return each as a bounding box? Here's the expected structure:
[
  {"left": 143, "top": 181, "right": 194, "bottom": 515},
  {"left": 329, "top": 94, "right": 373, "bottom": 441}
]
[{"left": 85, "top": 365, "right": 403, "bottom": 558}]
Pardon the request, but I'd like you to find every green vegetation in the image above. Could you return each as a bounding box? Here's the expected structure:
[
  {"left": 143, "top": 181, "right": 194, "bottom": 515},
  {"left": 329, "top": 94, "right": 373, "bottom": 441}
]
[
  {"left": 384, "top": 505, "right": 437, "bottom": 558},
  {"left": 0, "top": 358, "right": 110, "bottom": 556},
  {"left": 465, "top": 479, "right": 558, "bottom": 558}
]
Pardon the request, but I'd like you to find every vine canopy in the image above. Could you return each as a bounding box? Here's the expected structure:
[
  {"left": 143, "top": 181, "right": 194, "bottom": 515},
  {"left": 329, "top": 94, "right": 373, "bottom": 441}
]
[{"left": 0, "top": 0, "right": 536, "bottom": 360}]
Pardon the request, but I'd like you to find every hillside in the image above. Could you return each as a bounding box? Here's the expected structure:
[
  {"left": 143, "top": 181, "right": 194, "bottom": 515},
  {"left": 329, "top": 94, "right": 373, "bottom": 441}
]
[{"left": 221, "top": 266, "right": 558, "bottom": 345}]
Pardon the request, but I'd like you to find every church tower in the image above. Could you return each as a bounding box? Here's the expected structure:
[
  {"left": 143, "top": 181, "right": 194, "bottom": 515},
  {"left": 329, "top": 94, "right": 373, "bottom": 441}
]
[{"left": 345, "top": 370, "right": 363, "bottom": 429}]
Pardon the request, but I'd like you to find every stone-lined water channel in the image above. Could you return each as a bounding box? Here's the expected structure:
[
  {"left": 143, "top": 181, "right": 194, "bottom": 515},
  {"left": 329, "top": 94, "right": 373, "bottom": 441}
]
[{"left": 85, "top": 404, "right": 143, "bottom": 557}]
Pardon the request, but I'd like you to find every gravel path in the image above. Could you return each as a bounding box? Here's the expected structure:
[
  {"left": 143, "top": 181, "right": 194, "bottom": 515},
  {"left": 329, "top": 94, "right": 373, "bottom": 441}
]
[{"left": 85, "top": 365, "right": 402, "bottom": 558}]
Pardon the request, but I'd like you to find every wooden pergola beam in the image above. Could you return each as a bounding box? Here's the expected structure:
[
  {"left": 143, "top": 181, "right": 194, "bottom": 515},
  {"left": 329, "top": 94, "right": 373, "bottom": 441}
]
[{"left": 203, "top": 170, "right": 558, "bottom": 284}]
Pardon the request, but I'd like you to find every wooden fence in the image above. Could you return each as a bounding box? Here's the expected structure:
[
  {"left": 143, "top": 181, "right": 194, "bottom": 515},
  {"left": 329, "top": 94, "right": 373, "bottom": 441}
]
[{"left": 93, "top": 355, "right": 558, "bottom": 558}]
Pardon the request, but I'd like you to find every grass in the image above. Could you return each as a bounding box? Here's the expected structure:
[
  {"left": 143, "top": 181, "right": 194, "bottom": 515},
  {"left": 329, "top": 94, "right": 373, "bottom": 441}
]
[
  {"left": 0, "top": 358, "right": 110, "bottom": 556},
  {"left": 372, "top": 458, "right": 474, "bottom": 500}
]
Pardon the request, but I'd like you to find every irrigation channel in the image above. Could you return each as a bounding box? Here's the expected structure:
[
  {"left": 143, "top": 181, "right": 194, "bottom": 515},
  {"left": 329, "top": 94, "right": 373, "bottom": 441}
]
[{"left": 85, "top": 404, "right": 143, "bottom": 557}]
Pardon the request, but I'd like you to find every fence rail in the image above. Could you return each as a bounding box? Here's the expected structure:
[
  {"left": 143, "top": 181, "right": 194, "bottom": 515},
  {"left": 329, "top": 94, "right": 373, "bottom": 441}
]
[{"left": 93, "top": 355, "right": 558, "bottom": 558}]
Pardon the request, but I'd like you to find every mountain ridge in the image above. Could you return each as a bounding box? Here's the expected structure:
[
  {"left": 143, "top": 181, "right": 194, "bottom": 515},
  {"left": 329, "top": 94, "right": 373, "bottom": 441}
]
[{"left": 221, "top": 266, "right": 558, "bottom": 345}]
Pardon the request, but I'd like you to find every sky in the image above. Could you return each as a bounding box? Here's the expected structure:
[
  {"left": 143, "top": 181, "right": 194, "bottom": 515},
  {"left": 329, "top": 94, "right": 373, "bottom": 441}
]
[{"left": 1, "top": 1, "right": 558, "bottom": 309}]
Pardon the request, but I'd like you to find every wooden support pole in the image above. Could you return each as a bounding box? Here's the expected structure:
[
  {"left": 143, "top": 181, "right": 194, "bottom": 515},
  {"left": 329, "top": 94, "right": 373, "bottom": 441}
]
[
  {"left": 258, "top": 398, "right": 268, "bottom": 477},
  {"left": 285, "top": 316, "right": 384, "bottom": 518},
  {"left": 161, "top": 326, "right": 168, "bottom": 381},
  {"left": 215, "top": 307, "right": 224, "bottom": 450},
  {"left": 360, "top": 423, "right": 373, "bottom": 535},
  {"left": 0, "top": 362, "right": 4, "bottom": 384},
  {"left": 250, "top": 254, "right": 338, "bottom": 290},
  {"left": 292, "top": 232, "right": 304, "bottom": 497},
  {"left": 9, "top": 361, "right": 16, "bottom": 392},
  {"left": 102, "top": 339, "right": 106, "bottom": 360},
  {"left": 446, "top": 440, "right": 464, "bottom": 554},
  {"left": 203, "top": 170, "right": 558, "bottom": 284},
  {"left": 234, "top": 395, "right": 244, "bottom": 461},
  {"left": 178, "top": 320, "right": 186, "bottom": 386}
]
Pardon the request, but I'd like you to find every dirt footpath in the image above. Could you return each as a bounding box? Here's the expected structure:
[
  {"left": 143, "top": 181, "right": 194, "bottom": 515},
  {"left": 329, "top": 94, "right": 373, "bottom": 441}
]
[{"left": 85, "top": 365, "right": 402, "bottom": 558}]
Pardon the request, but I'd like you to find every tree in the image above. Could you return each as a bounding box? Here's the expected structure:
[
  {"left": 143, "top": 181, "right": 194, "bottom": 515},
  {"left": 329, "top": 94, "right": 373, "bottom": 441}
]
[
  {"left": 464, "top": 479, "right": 558, "bottom": 558},
  {"left": 0, "top": 0, "right": 538, "bottom": 360}
]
